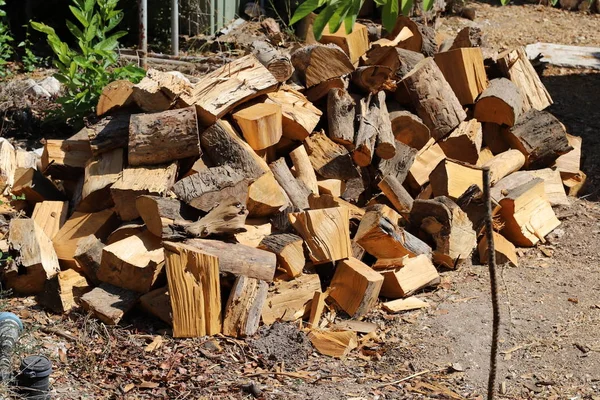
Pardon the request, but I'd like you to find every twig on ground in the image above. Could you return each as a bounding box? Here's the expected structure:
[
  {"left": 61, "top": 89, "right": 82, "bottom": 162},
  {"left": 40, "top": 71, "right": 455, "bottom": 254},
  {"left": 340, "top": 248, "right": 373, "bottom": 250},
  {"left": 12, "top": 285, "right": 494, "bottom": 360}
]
[
  {"left": 374, "top": 369, "right": 431, "bottom": 388},
  {"left": 244, "top": 371, "right": 312, "bottom": 380},
  {"left": 39, "top": 326, "right": 79, "bottom": 342}
]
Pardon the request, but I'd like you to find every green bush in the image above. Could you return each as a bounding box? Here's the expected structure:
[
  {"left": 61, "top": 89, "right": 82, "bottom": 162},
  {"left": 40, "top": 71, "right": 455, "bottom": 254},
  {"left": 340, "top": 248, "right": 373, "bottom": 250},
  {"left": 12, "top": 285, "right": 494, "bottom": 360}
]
[
  {"left": 18, "top": 24, "right": 43, "bottom": 73},
  {"left": 0, "top": 0, "right": 13, "bottom": 78},
  {"left": 32, "top": 0, "right": 145, "bottom": 124}
]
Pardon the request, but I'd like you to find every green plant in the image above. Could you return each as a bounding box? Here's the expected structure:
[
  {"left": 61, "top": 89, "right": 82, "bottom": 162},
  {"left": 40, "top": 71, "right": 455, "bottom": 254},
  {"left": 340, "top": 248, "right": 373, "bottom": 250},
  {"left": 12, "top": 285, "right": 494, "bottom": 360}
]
[
  {"left": 18, "top": 24, "right": 42, "bottom": 72},
  {"left": 31, "top": 0, "right": 145, "bottom": 124},
  {"left": 0, "top": 0, "right": 14, "bottom": 78}
]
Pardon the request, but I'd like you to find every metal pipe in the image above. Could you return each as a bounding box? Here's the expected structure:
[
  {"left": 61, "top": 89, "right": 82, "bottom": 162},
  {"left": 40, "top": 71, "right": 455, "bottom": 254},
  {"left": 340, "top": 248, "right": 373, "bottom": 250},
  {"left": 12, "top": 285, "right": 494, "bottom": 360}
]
[
  {"left": 210, "top": 0, "right": 215, "bottom": 36},
  {"left": 139, "top": 0, "right": 148, "bottom": 69},
  {"left": 172, "top": 0, "right": 179, "bottom": 56}
]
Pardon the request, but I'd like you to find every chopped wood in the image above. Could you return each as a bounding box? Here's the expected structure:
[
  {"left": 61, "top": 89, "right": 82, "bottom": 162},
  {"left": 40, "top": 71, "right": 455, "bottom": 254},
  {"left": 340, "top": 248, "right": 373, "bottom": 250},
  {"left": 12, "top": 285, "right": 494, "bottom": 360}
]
[
  {"left": 132, "top": 69, "right": 192, "bottom": 112},
  {"left": 41, "top": 130, "right": 93, "bottom": 180},
  {"left": 291, "top": 44, "right": 354, "bottom": 88},
  {"left": 247, "top": 171, "right": 289, "bottom": 217},
  {"left": 182, "top": 199, "right": 248, "bottom": 238},
  {"left": 406, "top": 139, "right": 446, "bottom": 192},
  {"left": 505, "top": 109, "right": 572, "bottom": 169},
  {"left": 497, "top": 47, "right": 553, "bottom": 111},
  {"left": 73, "top": 234, "right": 104, "bottom": 285},
  {"left": 318, "top": 179, "right": 345, "bottom": 197},
  {"left": 390, "top": 17, "right": 436, "bottom": 56},
  {"left": 483, "top": 149, "right": 526, "bottom": 185},
  {"left": 308, "top": 330, "right": 358, "bottom": 358},
  {"left": 264, "top": 88, "right": 322, "bottom": 141},
  {"left": 139, "top": 286, "right": 172, "bottom": 325},
  {"left": 12, "top": 168, "right": 66, "bottom": 204},
  {"left": 478, "top": 231, "right": 518, "bottom": 267},
  {"left": 319, "top": 23, "right": 370, "bottom": 65},
  {"left": 438, "top": 119, "right": 482, "bottom": 165},
  {"left": 474, "top": 78, "right": 522, "bottom": 127},
  {"left": 289, "top": 207, "right": 352, "bottom": 264},
  {"left": 183, "top": 239, "right": 277, "bottom": 281},
  {"left": 128, "top": 107, "right": 200, "bottom": 166},
  {"left": 430, "top": 159, "right": 483, "bottom": 200},
  {"left": 554, "top": 134, "right": 582, "bottom": 174},
  {"left": 330, "top": 257, "right": 383, "bottom": 317},
  {"left": 378, "top": 140, "right": 418, "bottom": 186},
  {"left": 482, "top": 122, "right": 510, "bottom": 155},
  {"left": 234, "top": 104, "right": 283, "bottom": 149},
  {"left": 364, "top": 47, "right": 424, "bottom": 80},
  {"left": 259, "top": 233, "right": 305, "bottom": 278},
  {"left": 235, "top": 218, "right": 272, "bottom": 247},
  {"left": 32, "top": 201, "right": 68, "bottom": 240},
  {"left": 222, "top": 276, "right": 268, "bottom": 338},
  {"left": 84, "top": 113, "right": 131, "bottom": 157},
  {"left": 96, "top": 80, "right": 134, "bottom": 116},
  {"left": 410, "top": 197, "right": 477, "bottom": 268},
  {"left": 38, "top": 269, "right": 91, "bottom": 313},
  {"left": 308, "top": 291, "right": 327, "bottom": 327},
  {"left": 382, "top": 297, "right": 429, "bottom": 313},
  {"left": 163, "top": 241, "right": 221, "bottom": 337},
  {"left": 270, "top": 158, "right": 311, "bottom": 210},
  {"left": 387, "top": 106, "right": 430, "bottom": 151},
  {"left": 110, "top": 163, "right": 178, "bottom": 220},
  {"left": 353, "top": 95, "right": 377, "bottom": 167},
  {"left": 355, "top": 205, "right": 432, "bottom": 259},
  {"left": 351, "top": 65, "right": 392, "bottom": 94},
  {"left": 499, "top": 178, "right": 560, "bottom": 247},
  {"left": 0, "top": 139, "right": 15, "bottom": 192},
  {"left": 290, "top": 145, "right": 319, "bottom": 195},
  {"left": 371, "top": 26, "right": 413, "bottom": 48},
  {"left": 181, "top": 54, "right": 278, "bottom": 125},
  {"left": 378, "top": 175, "right": 414, "bottom": 214},
  {"left": 562, "top": 171, "right": 586, "bottom": 197},
  {"left": 106, "top": 222, "right": 146, "bottom": 245},
  {"left": 327, "top": 88, "right": 356, "bottom": 149},
  {"left": 373, "top": 91, "right": 396, "bottom": 160},
  {"left": 304, "top": 131, "right": 361, "bottom": 180},
  {"left": 98, "top": 230, "right": 165, "bottom": 293},
  {"left": 249, "top": 40, "right": 294, "bottom": 83},
  {"left": 6, "top": 218, "right": 60, "bottom": 295},
  {"left": 304, "top": 77, "right": 346, "bottom": 103},
  {"left": 308, "top": 194, "right": 365, "bottom": 220},
  {"left": 262, "top": 273, "right": 321, "bottom": 324},
  {"left": 80, "top": 283, "right": 139, "bottom": 325},
  {"left": 378, "top": 254, "right": 440, "bottom": 298},
  {"left": 53, "top": 210, "right": 119, "bottom": 269},
  {"left": 434, "top": 47, "right": 488, "bottom": 105},
  {"left": 525, "top": 42, "right": 600, "bottom": 70},
  {"left": 136, "top": 195, "right": 200, "bottom": 239},
  {"left": 77, "top": 148, "right": 123, "bottom": 212}
]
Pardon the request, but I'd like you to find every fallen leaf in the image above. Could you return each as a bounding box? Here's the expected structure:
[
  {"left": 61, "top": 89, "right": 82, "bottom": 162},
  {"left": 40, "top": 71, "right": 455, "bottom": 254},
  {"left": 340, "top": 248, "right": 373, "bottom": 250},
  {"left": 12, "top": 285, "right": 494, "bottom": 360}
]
[
  {"left": 58, "top": 348, "right": 67, "bottom": 363},
  {"left": 139, "top": 381, "right": 159, "bottom": 389},
  {"left": 144, "top": 336, "right": 163, "bottom": 352},
  {"left": 123, "top": 383, "right": 135, "bottom": 393}
]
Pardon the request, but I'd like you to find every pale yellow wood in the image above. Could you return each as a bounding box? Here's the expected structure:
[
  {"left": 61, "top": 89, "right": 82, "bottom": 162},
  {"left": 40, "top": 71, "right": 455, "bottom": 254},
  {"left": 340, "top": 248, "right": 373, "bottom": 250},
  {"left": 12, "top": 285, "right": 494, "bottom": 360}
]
[
  {"left": 379, "top": 255, "right": 439, "bottom": 299},
  {"left": 317, "top": 179, "right": 345, "bottom": 197},
  {"left": 262, "top": 274, "right": 321, "bottom": 325},
  {"left": 382, "top": 296, "right": 429, "bottom": 313},
  {"left": 308, "top": 194, "right": 365, "bottom": 220},
  {"left": 164, "top": 241, "right": 222, "bottom": 337},
  {"left": 0, "top": 138, "right": 16, "bottom": 193},
  {"left": 289, "top": 207, "right": 351, "bottom": 264},
  {"left": 308, "top": 291, "right": 327, "bottom": 328},
  {"left": 233, "top": 103, "right": 283, "bottom": 150},
  {"left": 530, "top": 168, "right": 569, "bottom": 206},
  {"left": 330, "top": 257, "right": 383, "bottom": 317},
  {"left": 264, "top": 87, "right": 323, "bottom": 141},
  {"left": 308, "top": 330, "right": 357, "bottom": 358},
  {"left": 320, "top": 23, "right": 369, "bottom": 64},
  {"left": 371, "top": 26, "right": 413, "bottom": 47},
  {"left": 79, "top": 148, "right": 123, "bottom": 211},
  {"left": 132, "top": 69, "right": 192, "bottom": 112},
  {"left": 38, "top": 269, "right": 91, "bottom": 313},
  {"left": 246, "top": 171, "right": 289, "bottom": 217},
  {"left": 561, "top": 170, "right": 586, "bottom": 197},
  {"left": 434, "top": 47, "right": 488, "bottom": 105},
  {"left": 235, "top": 219, "right": 272, "bottom": 248},
  {"left": 223, "top": 276, "right": 268, "bottom": 338},
  {"left": 406, "top": 138, "right": 446, "bottom": 190},
  {"left": 476, "top": 147, "right": 495, "bottom": 166},
  {"left": 259, "top": 233, "right": 305, "bottom": 278},
  {"left": 554, "top": 134, "right": 581, "bottom": 174},
  {"left": 32, "top": 201, "right": 69, "bottom": 240},
  {"left": 290, "top": 145, "right": 319, "bottom": 194},
  {"left": 438, "top": 119, "right": 482, "bottom": 164},
  {"left": 430, "top": 159, "right": 483, "bottom": 200},
  {"left": 478, "top": 231, "right": 518, "bottom": 267},
  {"left": 483, "top": 149, "right": 526, "bottom": 185},
  {"left": 97, "top": 79, "right": 134, "bottom": 116},
  {"left": 41, "top": 130, "right": 92, "bottom": 177}
]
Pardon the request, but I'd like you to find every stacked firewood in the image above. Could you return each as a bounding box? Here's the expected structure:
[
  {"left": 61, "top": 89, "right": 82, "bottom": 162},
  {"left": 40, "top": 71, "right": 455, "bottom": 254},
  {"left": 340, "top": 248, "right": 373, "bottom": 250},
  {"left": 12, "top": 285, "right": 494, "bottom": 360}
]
[{"left": 0, "top": 16, "right": 582, "bottom": 357}]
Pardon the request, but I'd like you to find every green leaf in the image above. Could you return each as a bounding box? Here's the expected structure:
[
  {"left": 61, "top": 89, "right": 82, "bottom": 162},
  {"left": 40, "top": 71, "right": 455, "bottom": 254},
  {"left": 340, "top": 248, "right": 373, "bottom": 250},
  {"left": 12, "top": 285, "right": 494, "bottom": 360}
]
[
  {"left": 290, "top": 0, "right": 323, "bottom": 25},
  {"left": 423, "top": 0, "right": 435, "bottom": 10},
  {"left": 401, "top": 0, "right": 413, "bottom": 15},
  {"left": 328, "top": 1, "right": 352, "bottom": 34},
  {"left": 31, "top": 21, "right": 57, "bottom": 36},
  {"left": 105, "top": 13, "right": 123, "bottom": 32},
  {"left": 69, "top": 6, "right": 89, "bottom": 28},
  {"left": 66, "top": 20, "right": 84, "bottom": 39},
  {"left": 344, "top": 0, "right": 362, "bottom": 34},
  {"left": 94, "top": 30, "right": 126, "bottom": 51},
  {"left": 382, "top": 0, "right": 399, "bottom": 32},
  {"left": 313, "top": 4, "right": 337, "bottom": 40},
  {"left": 84, "top": 0, "right": 95, "bottom": 14}
]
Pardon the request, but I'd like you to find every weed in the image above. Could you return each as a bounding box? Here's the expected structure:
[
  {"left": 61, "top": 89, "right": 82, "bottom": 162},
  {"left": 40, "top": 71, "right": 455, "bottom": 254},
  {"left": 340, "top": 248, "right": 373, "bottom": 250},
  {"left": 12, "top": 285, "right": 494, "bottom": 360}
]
[{"left": 0, "top": 0, "right": 13, "bottom": 78}]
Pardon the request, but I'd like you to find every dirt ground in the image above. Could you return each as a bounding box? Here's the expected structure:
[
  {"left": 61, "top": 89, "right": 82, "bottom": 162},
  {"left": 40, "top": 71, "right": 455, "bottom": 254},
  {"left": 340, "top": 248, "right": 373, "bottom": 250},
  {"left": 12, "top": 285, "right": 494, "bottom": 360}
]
[{"left": 2, "top": 2, "right": 600, "bottom": 399}]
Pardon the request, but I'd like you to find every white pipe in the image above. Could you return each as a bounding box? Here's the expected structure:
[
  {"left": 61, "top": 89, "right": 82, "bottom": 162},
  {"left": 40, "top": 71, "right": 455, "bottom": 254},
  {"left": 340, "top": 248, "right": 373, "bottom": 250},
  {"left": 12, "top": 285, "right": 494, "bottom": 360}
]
[
  {"left": 172, "top": 0, "right": 179, "bottom": 56},
  {"left": 139, "top": 0, "right": 148, "bottom": 69}
]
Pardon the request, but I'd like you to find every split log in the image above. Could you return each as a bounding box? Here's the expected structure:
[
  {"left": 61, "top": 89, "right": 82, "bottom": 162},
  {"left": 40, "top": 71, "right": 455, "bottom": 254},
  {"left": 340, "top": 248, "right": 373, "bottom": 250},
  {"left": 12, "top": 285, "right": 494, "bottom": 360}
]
[
  {"left": 0, "top": 139, "right": 15, "bottom": 192},
  {"left": 262, "top": 274, "right": 321, "bottom": 324},
  {"left": 474, "top": 78, "right": 522, "bottom": 127},
  {"left": 304, "top": 77, "right": 346, "bottom": 103},
  {"left": 478, "top": 232, "right": 518, "bottom": 267},
  {"left": 182, "top": 199, "right": 248, "bottom": 238},
  {"left": 84, "top": 113, "right": 131, "bottom": 156},
  {"left": 308, "top": 330, "right": 358, "bottom": 358},
  {"left": 308, "top": 194, "right": 365, "bottom": 220},
  {"left": 389, "top": 17, "right": 436, "bottom": 56},
  {"left": 139, "top": 287, "right": 172, "bottom": 325},
  {"left": 387, "top": 106, "right": 430, "bottom": 150},
  {"left": 172, "top": 166, "right": 250, "bottom": 212},
  {"left": 497, "top": 47, "right": 553, "bottom": 111},
  {"left": 249, "top": 40, "right": 293, "bottom": 83},
  {"left": 259, "top": 233, "right": 305, "bottom": 278},
  {"left": 12, "top": 168, "right": 65, "bottom": 204},
  {"left": 318, "top": 179, "right": 345, "bottom": 197},
  {"left": 289, "top": 207, "right": 352, "bottom": 264},
  {"left": 5, "top": 219, "right": 60, "bottom": 295},
  {"left": 73, "top": 234, "right": 104, "bottom": 285},
  {"left": 98, "top": 230, "right": 165, "bottom": 293},
  {"left": 14, "top": 148, "right": 37, "bottom": 174},
  {"left": 77, "top": 148, "right": 123, "bottom": 212},
  {"left": 128, "top": 107, "right": 200, "bottom": 166},
  {"left": 264, "top": 88, "right": 322, "bottom": 141},
  {"left": 330, "top": 258, "right": 383, "bottom": 317},
  {"left": 41, "top": 130, "right": 93, "bottom": 180},
  {"left": 402, "top": 57, "right": 467, "bottom": 140},
  {"left": 290, "top": 145, "right": 319, "bottom": 194},
  {"left": 355, "top": 205, "right": 432, "bottom": 259},
  {"left": 132, "top": 69, "right": 192, "bottom": 112},
  {"left": 410, "top": 197, "right": 477, "bottom": 268},
  {"left": 232, "top": 103, "right": 282, "bottom": 151},
  {"left": 477, "top": 147, "right": 495, "bottom": 166},
  {"left": 304, "top": 131, "right": 361, "bottom": 180},
  {"left": 235, "top": 219, "right": 272, "bottom": 247},
  {"left": 270, "top": 158, "right": 311, "bottom": 210},
  {"left": 319, "top": 23, "right": 370, "bottom": 65},
  {"left": 181, "top": 55, "right": 278, "bottom": 125},
  {"left": 382, "top": 297, "right": 429, "bottom": 313},
  {"left": 378, "top": 255, "right": 440, "bottom": 298},
  {"left": 373, "top": 92, "right": 396, "bottom": 160},
  {"left": 378, "top": 175, "right": 414, "bottom": 214},
  {"left": 183, "top": 239, "right": 276, "bottom": 281},
  {"left": 364, "top": 47, "right": 424, "bottom": 79},
  {"left": 96, "top": 80, "right": 134, "bottom": 116},
  {"left": 371, "top": 26, "right": 413, "bottom": 48},
  {"left": 351, "top": 65, "right": 392, "bottom": 93},
  {"left": 405, "top": 139, "right": 446, "bottom": 192},
  {"left": 164, "top": 241, "right": 221, "bottom": 337},
  {"left": 291, "top": 44, "right": 355, "bottom": 88},
  {"left": 438, "top": 119, "right": 482, "bottom": 164},
  {"left": 482, "top": 123, "right": 510, "bottom": 155},
  {"left": 32, "top": 201, "right": 68, "bottom": 240},
  {"left": 38, "top": 269, "right": 91, "bottom": 313},
  {"left": 430, "top": 159, "right": 483, "bottom": 200},
  {"left": 353, "top": 95, "right": 377, "bottom": 167},
  {"left": 308, "top": 291, "right": 327, "bottom": 328},
  {"left": 110, "top": 163, "right": 178, "bottom": 221},
  {"left": 499, "top": 178, "right": 560, "bottom": 247},
  {"left": 505, "top": 109, "right": 572, "bottom": 169},
  {"left": 247, "top": 172, "right": 289, "bottom": 217},
  {"left": 327, "top": 88, "right": 356, "bottom": 149},
  {"left": 80, "top": 283, "right": 139, "bottom": 325},
  {"left": 554, "top": 134, "right": 582, "bottom": 174},
  {"left": 106, "top": 222, "right": 146, "bottom": 245},
  {"left": 562, "top": 171, "right": 586, "bottom": 197},
  {"left": 222, "top": 276, "right": 268, "bottom": 338},
  {"left": 483, "top": 149, "right": 526, "bottom": 185},
  {"left": 136, "top": 195, "right": 200, "bottom": 239},
  {"left": 434, "top": 47, "right": 488, "bottom": 105},
  {"left": 53, "top": 210, "right": 119, "bottom": 269},
  {"left": 200, "top": 120, "right": 270, "bottom": 180}
]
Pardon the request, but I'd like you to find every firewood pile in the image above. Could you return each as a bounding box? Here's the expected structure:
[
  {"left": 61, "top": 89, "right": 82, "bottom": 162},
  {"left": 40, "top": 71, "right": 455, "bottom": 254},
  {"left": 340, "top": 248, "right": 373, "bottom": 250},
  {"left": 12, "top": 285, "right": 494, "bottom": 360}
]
[{"left": 0, "top": 16, "right": 583, "bottom": 357}]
